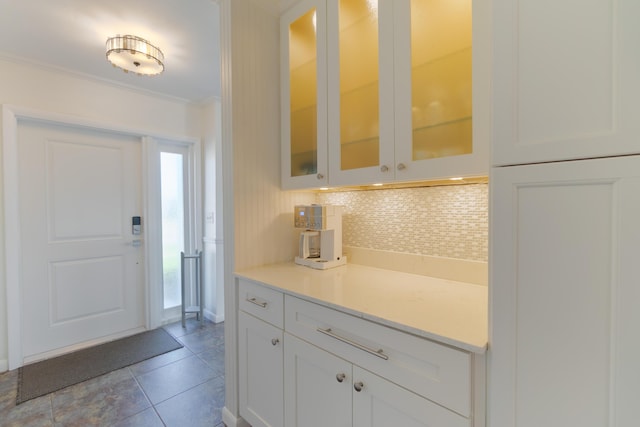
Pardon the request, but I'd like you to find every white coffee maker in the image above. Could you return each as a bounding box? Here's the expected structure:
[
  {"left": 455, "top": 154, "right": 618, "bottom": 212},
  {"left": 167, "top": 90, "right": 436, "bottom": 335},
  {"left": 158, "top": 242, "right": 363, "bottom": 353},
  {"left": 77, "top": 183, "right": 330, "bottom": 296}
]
[{"left": 294, "top": 204, "right": 347, "bottom": 270}]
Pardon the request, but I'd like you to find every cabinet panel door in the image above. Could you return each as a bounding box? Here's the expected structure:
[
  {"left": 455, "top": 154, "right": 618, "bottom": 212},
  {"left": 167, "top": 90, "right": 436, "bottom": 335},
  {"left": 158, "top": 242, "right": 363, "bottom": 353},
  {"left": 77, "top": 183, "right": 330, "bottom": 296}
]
[
  {"left": 490, "top": 156, "right": 640, "bottom": 427},
  {"left": 281, "top": 0, "right": 328, "bottom": 189},
  {"left": 238, "top": 311, "right": 284, "bottom": 427},
  {"left": 394, "top": 0, "right": 489, "bottom": 182},
  {"left": 327, "top": 0, "right": 394, "bottom": 185},
  {"left": 284, "top": 333, "right": 352, "bottom": 427},
  {"left": 285, "top": 294, "right": 472, "bottom": 416},
  {"left": 353, "top": 366, "right": 470, "bottom": 427},
  {"left": 492, "top": 0, "right": 640, "bottom": 166}
]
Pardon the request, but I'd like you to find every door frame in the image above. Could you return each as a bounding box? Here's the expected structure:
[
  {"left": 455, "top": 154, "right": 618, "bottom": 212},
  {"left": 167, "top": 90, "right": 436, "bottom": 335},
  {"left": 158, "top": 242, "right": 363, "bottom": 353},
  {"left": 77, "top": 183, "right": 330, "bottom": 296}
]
[
  {"left": 154, "top": 139, "right": 204, "bottom": 322},
  {"left": 2, "top": 105, "right": 201, "bottom": 370}
]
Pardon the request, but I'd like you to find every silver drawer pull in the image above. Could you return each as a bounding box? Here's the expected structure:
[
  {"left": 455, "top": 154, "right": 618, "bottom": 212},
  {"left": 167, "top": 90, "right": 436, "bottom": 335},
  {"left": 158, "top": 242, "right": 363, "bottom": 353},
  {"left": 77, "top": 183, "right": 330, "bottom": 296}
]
[
  {"left": 317, "top": 327, "right": 389, "bottom": 361},
  {"left": 247, "top": 297, "right": 267, "bottom": 308}
]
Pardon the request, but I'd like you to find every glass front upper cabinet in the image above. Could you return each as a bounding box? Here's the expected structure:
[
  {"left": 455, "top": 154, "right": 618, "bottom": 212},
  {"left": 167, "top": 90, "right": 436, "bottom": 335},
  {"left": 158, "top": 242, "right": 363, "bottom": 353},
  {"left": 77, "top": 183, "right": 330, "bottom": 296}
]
[
  {"left": 328, "top": 0, "right": 482, "bottom": 185},
  {"left": 285, "top": 0, "right": 486, "bottom": 188},
  {"left": 281, "top": 0, "right": 328, "bottom": 189}
]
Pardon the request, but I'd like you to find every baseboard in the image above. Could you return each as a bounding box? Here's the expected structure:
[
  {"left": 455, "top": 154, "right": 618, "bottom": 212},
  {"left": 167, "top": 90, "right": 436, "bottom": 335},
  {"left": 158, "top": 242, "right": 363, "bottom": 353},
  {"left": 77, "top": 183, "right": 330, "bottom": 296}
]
[
  {"left": 0, "top": 359, "right": 8, "bottom": 373},
  {"left": 222, "top": 407, "right": 250, "bottom": 427},
  {"left": 204, "top": 309, "right": 224, "bottom": 323}
]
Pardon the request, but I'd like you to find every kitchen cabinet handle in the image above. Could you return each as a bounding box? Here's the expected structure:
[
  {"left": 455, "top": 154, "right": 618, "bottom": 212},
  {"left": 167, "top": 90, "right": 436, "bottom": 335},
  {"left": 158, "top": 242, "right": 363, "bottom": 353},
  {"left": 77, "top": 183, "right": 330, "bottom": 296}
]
[
  {"left": 317, "top": 173, "right": 324, "bottom": 180},
  {"left": 380, "top": 165, "right": 389, "bottom": 172},
  {"left": 271, "top": 338, "right": 279, "bottom": 346},
  {"left": 354, "top": 382, "right": 364, "bottom": 392},
  {"left": 247, "top": 297, "right": 267, "bottom": 308},
  {"left": 397, "top": 163, "right": 406, "bottom": 171},
  {"left": 336, "top": 373, "right": 346, "bottom": 383},
  {"left": 317, "top": 328, "right": 389, "bottom": 361}
]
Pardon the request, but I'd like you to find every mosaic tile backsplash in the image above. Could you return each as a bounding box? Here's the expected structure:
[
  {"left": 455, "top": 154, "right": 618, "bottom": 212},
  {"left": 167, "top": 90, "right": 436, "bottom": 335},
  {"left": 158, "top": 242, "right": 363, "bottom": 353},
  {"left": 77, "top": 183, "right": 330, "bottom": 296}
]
[{"left": 317, "top": 184, "right": 488, "bottom": 262}]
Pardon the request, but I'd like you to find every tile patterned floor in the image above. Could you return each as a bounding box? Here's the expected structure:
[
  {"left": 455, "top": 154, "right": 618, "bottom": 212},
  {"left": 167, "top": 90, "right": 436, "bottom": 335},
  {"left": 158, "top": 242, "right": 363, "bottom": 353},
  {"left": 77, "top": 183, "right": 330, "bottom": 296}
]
[{"left": 0, "top": 318, "right": 225, "bottom": 427}]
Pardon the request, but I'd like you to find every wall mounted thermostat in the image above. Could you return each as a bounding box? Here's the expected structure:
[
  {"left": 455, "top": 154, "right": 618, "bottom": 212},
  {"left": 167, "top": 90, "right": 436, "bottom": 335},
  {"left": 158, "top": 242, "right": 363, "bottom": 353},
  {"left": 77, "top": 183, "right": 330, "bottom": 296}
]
[{"left": 132, "top": 216, "right": 141, "bottom": 235}]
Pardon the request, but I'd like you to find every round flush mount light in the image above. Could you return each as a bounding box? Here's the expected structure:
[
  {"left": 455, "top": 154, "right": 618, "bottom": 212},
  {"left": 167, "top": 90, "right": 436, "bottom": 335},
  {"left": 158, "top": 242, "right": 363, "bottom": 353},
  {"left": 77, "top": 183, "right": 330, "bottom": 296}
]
[{"left": 106, "top": 35, "right": 164, "bottom": 76}]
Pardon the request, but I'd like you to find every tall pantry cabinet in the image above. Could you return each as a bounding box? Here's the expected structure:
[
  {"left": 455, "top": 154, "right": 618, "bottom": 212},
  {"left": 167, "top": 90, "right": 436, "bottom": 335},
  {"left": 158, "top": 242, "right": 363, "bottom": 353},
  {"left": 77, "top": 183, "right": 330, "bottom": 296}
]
[{"left": 489, "top": 1, "right": 640, "bottom": 427}]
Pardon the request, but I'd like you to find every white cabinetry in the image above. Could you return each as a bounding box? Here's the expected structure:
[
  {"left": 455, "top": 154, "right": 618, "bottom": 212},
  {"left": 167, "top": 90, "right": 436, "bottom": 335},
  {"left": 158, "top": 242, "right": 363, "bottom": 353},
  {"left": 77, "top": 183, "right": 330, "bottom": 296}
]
[
  {"left": 353, "top": 366, "right": 469, "bottom": 427},
  {"left": 281, "top": 0, "right": 490, "bottom": 189},
  {"left": 281, "top": 0, "right": 329, "bottom": 189},
  {"left": 489, "top": 156, "right": 640, "bottom": 427},
  {"left": 238, "top": 280, "right": 284, "bottom": 427},
  {"left": 492, "top": 0, "right": 640, "bottom": 166},
  {"left": 490, "top": 1, "right": 640, "bottom": 426},
  {"left": 238, "top": 278, "right": 485, "bottom": 426},
  {"left": 327, "top": 0, "right": 489, "bottom": 186},
  {"left": 284, "top": 295, "right": 475, "bottom": 419},
  {"left": 285, "top": 333, "right": 469, "bottom": 427},
  {"left": 284, "top": 333, "right": 352, "bottom": 427}
]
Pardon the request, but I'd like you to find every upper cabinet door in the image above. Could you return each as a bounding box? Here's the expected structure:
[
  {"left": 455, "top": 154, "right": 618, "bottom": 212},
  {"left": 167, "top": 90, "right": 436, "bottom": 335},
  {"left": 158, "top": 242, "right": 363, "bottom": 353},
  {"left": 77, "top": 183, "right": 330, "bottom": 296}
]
[
  {"left": 281, "top": 0, "right": 329, "bottom": 189},
  {"left": 394, "top": 0, "right": 489, "bottom": 182},
  {"left": 327, "top": 0, "right": 488, "bottom": 186},
  {"left": 327, "top": 0, "right": 394, "bottom": 185},
  {"left": 492, "top": 0, "right": 640, "bottom": 166}
]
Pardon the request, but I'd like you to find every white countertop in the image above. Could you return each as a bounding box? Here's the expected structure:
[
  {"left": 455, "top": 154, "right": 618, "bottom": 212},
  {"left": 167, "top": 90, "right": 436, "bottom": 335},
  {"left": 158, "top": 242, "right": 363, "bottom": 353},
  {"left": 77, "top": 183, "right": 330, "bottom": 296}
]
[{"left": 235, "top": 262, "right": 488, "bottom": 353}]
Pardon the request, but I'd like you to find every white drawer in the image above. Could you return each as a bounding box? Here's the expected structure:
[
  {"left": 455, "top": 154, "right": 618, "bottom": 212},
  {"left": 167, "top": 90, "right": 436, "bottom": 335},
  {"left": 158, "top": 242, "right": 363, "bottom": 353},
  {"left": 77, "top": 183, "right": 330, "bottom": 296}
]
[
  {"left": 284, "top": 295, "right": 472, "bottom": 417},
  {"left": 238, "top": 278, "right": 284, "bottom": 329}
]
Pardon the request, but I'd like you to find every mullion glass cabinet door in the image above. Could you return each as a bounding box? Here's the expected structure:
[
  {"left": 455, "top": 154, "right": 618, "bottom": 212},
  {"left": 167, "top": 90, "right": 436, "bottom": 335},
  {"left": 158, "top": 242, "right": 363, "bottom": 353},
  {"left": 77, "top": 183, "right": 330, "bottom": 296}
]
[
  {"left": 409, "top": 0, "right": 472, "bottom": 162},
  {"left": 328, "top": 0, "right": 395, "bottom": 186},
  {"left": 281, "top": 0, "right": 328, "bottom": 189},
  {"left": 395, "top": 0, "right": 488, "bottom": 182},
  {"left": 337, "top": 0, "right": 381, "bottom": 172}
]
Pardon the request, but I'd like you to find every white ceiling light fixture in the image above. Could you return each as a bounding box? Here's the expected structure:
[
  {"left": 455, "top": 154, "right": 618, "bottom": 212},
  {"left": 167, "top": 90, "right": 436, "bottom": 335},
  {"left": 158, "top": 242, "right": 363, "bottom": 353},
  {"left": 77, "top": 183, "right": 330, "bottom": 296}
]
[{"left": 106, "top": 35, "right": 164, "bottom": 76}]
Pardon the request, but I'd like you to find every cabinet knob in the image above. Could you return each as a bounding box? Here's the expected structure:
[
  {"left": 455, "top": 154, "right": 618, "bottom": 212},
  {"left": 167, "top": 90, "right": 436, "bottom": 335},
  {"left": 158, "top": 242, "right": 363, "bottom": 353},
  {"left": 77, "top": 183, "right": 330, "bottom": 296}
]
[
  {"left": 380, "top": 165, "right": 389, "bottom": 172},
  {"left": 336, "top": 373, "right": 346, "bottom": 383},
  {"left": 317, "top": 173, "right": 324, "bottom": 180},
  {"left": 271, "top": 338, "right": 279, "bottom": 346},
  {"left": 354, "top": 381, "right": 364, "bottom": 392},
  {"left": 396, "top": 163, "right": 406, "bottom": 171}
]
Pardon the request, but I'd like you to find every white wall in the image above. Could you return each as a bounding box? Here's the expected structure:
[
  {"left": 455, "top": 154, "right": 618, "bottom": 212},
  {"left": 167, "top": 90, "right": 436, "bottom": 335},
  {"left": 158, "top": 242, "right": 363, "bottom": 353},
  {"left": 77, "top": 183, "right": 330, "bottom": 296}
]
[
  {"left": 219, "top": 0, "right": 315, "bottom": 424},
  {"left": 0, "top": 58, "right": 204, "bottom": 371},
  {"left": 229, "top": 5, "right": 315, "bottom": 273}
]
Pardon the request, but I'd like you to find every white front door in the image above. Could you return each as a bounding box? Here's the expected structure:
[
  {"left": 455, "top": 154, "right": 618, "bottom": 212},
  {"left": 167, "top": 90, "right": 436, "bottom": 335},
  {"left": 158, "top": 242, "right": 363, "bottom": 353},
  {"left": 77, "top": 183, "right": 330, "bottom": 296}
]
[{"left": 17, "top": 120, "right": 145, "bottom": 362}]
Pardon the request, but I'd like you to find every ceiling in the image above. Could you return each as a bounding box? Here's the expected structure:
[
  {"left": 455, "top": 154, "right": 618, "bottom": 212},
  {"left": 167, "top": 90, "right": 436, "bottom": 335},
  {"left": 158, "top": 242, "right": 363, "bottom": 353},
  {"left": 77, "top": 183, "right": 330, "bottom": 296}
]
[{"left": 0, "top": 0, "right": 221, "bottom": 103}]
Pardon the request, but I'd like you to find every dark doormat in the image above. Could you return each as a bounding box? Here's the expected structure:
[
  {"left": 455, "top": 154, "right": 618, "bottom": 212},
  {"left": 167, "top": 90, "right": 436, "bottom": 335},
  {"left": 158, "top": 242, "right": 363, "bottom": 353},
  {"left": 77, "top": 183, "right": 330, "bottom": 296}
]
[{"left": 16, "top": 328, "right": 183, "bottom": 404}]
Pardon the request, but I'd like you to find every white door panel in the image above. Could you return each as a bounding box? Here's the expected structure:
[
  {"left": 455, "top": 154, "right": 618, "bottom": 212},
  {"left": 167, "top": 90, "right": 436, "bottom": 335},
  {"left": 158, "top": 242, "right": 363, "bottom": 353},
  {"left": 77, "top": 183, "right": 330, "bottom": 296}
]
[
  {"left": 490, "top": 155, "right": 640, "bottom": 427},
  {"left": 18, "top": 121, "right": 144, "bottom": 361}
]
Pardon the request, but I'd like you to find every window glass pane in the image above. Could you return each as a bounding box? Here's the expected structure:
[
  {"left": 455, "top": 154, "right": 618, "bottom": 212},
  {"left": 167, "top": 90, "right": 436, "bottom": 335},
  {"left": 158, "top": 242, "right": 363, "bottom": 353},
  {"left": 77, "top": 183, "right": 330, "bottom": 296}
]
[{"left": 160, "top": 152, "right": 185, "bottom": 309}]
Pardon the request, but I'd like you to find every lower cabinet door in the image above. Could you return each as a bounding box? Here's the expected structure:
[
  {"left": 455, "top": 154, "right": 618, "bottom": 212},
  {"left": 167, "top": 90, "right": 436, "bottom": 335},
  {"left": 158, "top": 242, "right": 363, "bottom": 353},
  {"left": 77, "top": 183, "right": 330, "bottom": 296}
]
[
  {"left": 238, "top": 311, "right": 284, "bottom": 427},
  {"left": 352, "top": 366, "right": 470, "bottom": 427},
  {"left": 284, "top": 333, "right": 352, "bottom": 427}
]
